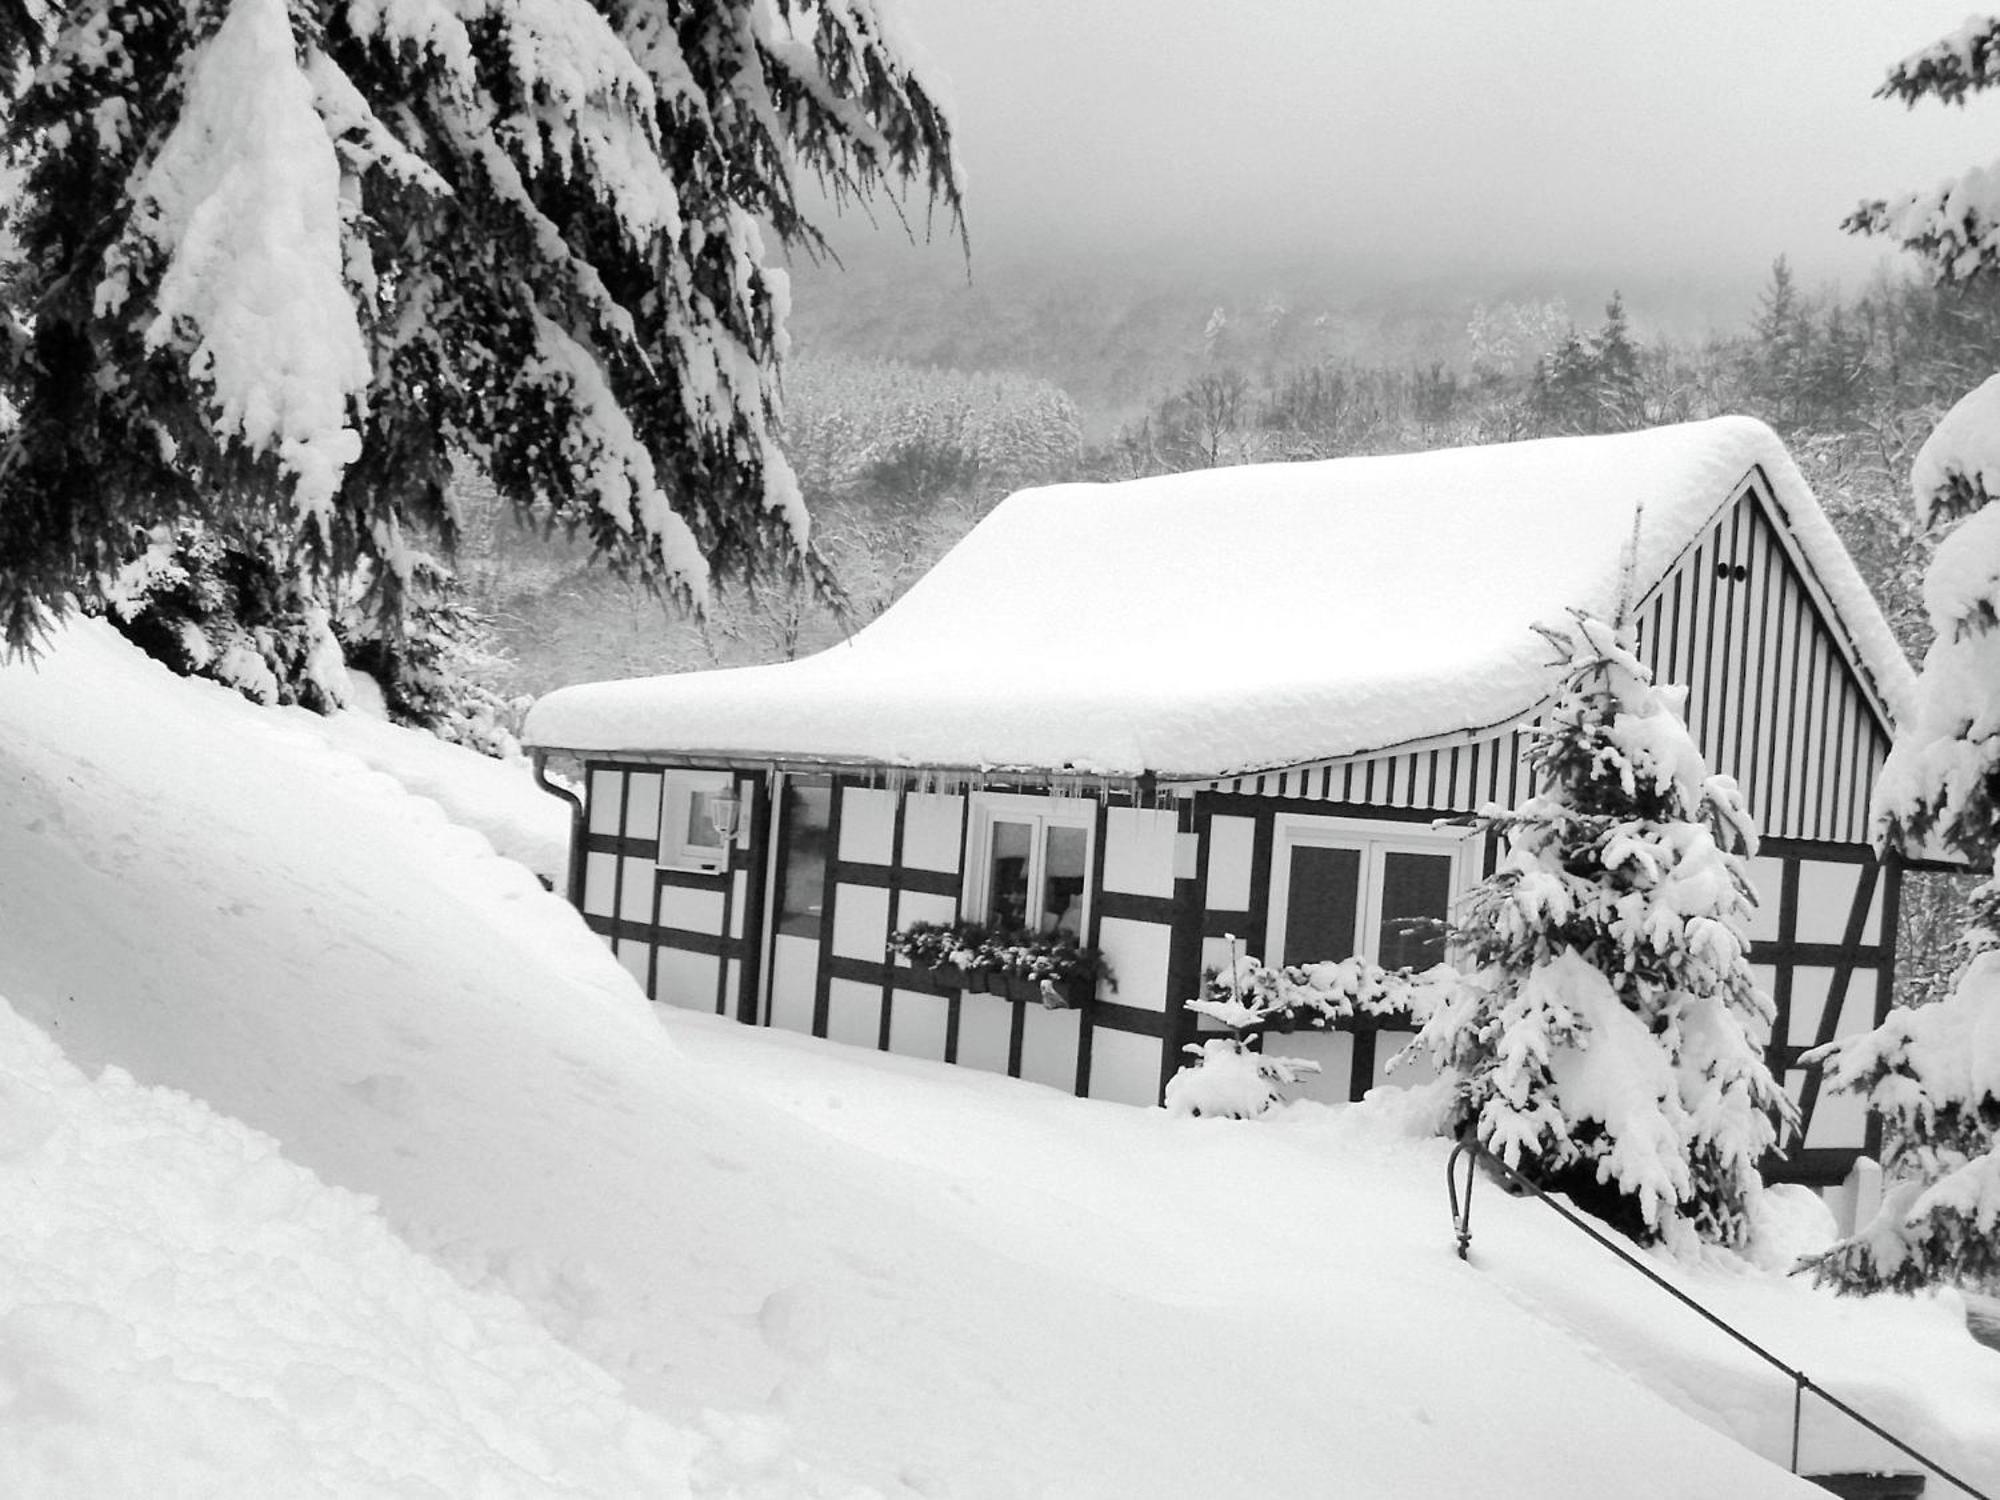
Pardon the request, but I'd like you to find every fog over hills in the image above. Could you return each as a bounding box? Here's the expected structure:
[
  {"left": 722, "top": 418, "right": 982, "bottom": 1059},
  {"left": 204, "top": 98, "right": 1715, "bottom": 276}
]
[{"left": 783, "top": 236, "right": 1858, "bottom": 435}]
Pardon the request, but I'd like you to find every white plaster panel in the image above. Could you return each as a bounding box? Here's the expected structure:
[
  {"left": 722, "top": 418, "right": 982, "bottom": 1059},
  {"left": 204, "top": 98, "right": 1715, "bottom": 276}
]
[
  {"left": 582, "top": 850, "right": 618, "bottom": 917},
  {"left": 1743, "top": 855, "right": 1785, "bottom": 944},
  {"left": 955, "top": 997, "right": 1012, "bottom": 1076},
  {"left": 897, "top": 890, "right": 959, "bottom": 930},
  {"left": 659, "top": 882, "right": 726, "bottom": 934},
  {"left": 655, "top": 946, "right": 720, "bottom": 1012},
  {"left": 588, "top": 768, "right": 624, "bottom": 834},
  {"left": 824, "top": 978, "right": 881, "bottom": 1049},
  {"left": 1749, "top": 966, "right": 1780, "bottom": 1041},
  {"left": 1018, "top": 1004, "right": 1081, "bottom": 1092},
  {"left": 619, "top": 857, "right": 655, "bottom": 923},
  {"left": 1206, "top": 816, "right": 1256, "bottom": 912},
  {"left": 766, "top": 934, "right": 818, "bottom": 1034},
  {"left": 1785, "top": 967, "right": 1834, "bottom": 1048},
  {"left": 1103, "top": 807, "right": 1177, "bottom": 898},
  {"left": 1784, "top": 1068, "right": 1808, "bottom": 1114},
  {"left": 1372, "top": 1030, "right": 1434, "bottom": 1092},
  {"left": 889, "top": 987, "right": 950, "bottom": 1061},
  {"left": 1831, "top": 975, "right": 1878, "bottom": 1046},
  {"left": 1262, "top": 1031, "right": 1354, "bottom": 1107},
  {"left": 1795, "top": 860, "right": 1864, "bottom": 946},
  {"left": 1096, "top": 916, "right": 1174, "bottom": 1012},
  {"left": 1199, "top": 934, "right": 1245, "bottom": 984},
  {"left": 1086, "top": 1028, "right": 1161, "bottom": 1106},
  {"left": 832, "top": 883, "right": 892, "bottom": 962},
  {"left": 725, "top": 958, "right": 741, "bottom": 1016},
  {"left": 622, "top": 772, "right": 662, "bottom": 839},
  {"left": 902, "top": 794, "right": 965, "bottom": 873},
  {"left": 615, "top": 938, "right": 651, "bottom": 992},
  {"left": 731, "top": 869, "right": 750, "bottom": 937},
  {"left": 1805, "top": 1078, "right": 1871, "bottom": 1151},
  {"left": 839, "top": 787, "right": 897, "bottom": 865}
]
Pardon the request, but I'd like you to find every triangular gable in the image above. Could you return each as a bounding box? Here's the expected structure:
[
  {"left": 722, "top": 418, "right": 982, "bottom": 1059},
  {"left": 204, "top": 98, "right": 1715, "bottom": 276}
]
[{"left": 1181, "top": 471, "right": 1896, "bottom": 847}]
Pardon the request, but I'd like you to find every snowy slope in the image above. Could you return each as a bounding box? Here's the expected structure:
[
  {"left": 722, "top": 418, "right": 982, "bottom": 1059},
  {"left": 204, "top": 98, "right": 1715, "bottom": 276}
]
[
  {"left": 0, "top": 998, "right": 703, "bottom": 1496},
  {"left": 3, "top": 623, "right": 1995, "bottom": 1498}
]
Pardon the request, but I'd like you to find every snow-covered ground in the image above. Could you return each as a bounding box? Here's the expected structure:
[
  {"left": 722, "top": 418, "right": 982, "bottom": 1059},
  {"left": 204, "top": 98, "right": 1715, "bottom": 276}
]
[{"left": 3, "top": 622, "right": 1997, "bottom": 1498}]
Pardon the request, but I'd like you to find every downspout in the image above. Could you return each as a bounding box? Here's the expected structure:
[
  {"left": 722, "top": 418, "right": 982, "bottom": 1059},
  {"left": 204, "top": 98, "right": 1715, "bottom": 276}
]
[
  {"left": 532, "top": 749, "right": 588, "bottom": 911},
  {"left": 753, "top": 768, "right": 787, "bottom": 1028}
]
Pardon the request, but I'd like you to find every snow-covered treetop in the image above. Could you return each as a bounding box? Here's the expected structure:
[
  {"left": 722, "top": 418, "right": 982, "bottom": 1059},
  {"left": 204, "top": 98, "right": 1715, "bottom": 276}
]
[
  {"left": 0, "top": 0, "right": 961, "bottom": 646},
  {"left": 525, "top": 416, "right": 1912, "bottom": 777}
]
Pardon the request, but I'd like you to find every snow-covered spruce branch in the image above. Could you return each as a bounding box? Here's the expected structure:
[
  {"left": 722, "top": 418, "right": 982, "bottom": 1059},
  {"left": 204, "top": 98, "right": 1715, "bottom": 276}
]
[
  {"left": 0, "top": 0, "right": 963, "bottom": 655},
  {"left": 1793, "top": 18, "right": 2000, "bottom": 1294},
  {"left": 1185, "top": 949, "right": 1448, "bottom": 1034},
  {"left": 1165, "top": 946, "right": 1457, "bottom": 1120}
]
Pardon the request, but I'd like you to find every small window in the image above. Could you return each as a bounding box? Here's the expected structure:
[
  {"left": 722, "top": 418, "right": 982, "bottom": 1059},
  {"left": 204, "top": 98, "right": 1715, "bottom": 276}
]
[
  {"left": 775, "top": 780, "right": 833, "bottom": 937},
  {"left": 1267, "top": 817, "right": 1473, "bottom": 971},
  {"left": 660, "top": 770, "right": 735, "bottom": 873},
  {"left": 969, "top": 794, "right": 1094, "bottom": 937}
]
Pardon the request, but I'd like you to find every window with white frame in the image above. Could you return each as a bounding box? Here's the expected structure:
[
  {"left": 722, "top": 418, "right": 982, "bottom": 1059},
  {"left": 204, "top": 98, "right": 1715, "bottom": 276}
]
[
  {"left": 1264, "top": 816, "right": 1478, "bottom": 971},
  {"left": 966, "top": 794, "right": 1095, "bottom": 937},
  {"left": 659, "top": 770, "right": 737, "bottom": 874}
]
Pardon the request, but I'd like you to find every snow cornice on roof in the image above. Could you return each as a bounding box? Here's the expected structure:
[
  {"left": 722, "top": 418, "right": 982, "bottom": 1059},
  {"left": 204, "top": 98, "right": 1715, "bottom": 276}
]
[{"left": 524, "top": 417, "right": 1915, "bottom": 780}]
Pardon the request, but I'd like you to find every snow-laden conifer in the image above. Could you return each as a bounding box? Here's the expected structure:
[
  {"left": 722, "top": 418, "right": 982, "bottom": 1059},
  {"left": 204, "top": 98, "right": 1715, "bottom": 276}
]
[
  {"left": 1797, "top": 20, "right": 2000, "bottom": 1294},
  {"left": 0, "top": 0, "right": 960, "bottom": 649},
  {"left": 1800, "top": 378, "right": 2000, "bottom": 1292},
  {"left": 1420, "top": 614, "right": 1790, "bottom": 1248}
]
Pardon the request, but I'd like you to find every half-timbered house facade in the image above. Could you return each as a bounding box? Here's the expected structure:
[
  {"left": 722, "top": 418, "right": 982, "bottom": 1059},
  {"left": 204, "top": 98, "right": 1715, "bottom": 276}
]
[{"left": 523, "top": 417, "right": 1917, "bottom": 1194}]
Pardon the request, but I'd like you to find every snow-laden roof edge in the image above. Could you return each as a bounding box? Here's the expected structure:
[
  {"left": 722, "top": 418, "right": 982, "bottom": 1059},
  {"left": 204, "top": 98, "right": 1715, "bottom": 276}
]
[
  {"left": 524, "top": 418, "right": 1916, "bottom": 779},
  {"left": 1737, "top": 443, "right": 1915, "bottom": 737}
]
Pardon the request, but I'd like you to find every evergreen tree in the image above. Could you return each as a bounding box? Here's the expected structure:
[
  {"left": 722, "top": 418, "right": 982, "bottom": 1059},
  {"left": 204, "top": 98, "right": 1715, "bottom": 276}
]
[
  {"left": 1802, "top": 363, "right": 2000, "bottom": 1291},
  {"left": 0, "top": 0, "right": 961, "bottom": 653},
  {"left": 1528, "top": 296, "right": 1644, "bottom": 435},
  {"left": 1801, "top": 19, "right": 2000, "bottom": 1293},
  {"left": 1420, "top": 615, "right": 1790, "bottom": 1248}
]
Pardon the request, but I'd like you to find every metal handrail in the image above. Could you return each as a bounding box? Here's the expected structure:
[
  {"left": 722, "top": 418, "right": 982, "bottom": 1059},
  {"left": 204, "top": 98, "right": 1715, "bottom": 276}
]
[{"left": 1446, "top": 1136, "right": 1992, "bottom": 1500}]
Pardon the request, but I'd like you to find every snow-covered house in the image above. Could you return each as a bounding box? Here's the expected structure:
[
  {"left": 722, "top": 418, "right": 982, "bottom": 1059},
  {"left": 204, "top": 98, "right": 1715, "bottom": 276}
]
[{"left": 523, "top": 416, "right": 1915, "bottom": 1190}]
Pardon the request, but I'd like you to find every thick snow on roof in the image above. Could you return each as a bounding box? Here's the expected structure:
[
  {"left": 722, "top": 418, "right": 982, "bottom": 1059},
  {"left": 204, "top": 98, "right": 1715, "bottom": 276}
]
[{"left": 525, "top": 416, "right": 1913, "bottom": 778}]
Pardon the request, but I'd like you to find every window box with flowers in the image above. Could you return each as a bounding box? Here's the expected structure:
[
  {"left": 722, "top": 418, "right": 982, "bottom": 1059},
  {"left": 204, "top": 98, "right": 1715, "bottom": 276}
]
[{"left": 886, "top": 921, "right": 1114, "bottom": 1010}]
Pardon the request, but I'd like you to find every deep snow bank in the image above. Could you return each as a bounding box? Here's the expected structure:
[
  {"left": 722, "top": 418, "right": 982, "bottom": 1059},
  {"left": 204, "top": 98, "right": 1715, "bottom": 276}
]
[
  {"left": 0, "top": 994, "right": 703, "bottom": 1496},
  {"left": 2, "top": 622, "right": 1992, "bottom": 1498}
]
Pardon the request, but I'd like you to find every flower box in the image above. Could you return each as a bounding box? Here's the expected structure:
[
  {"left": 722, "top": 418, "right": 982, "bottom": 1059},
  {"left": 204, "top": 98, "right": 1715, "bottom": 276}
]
[
  {"left": 996, "top": 971, "right": 1095, "bottom": 1009},
  {"left": 887, "top": 920, "right": 1111, "bottom": 1009},
  {"left": 932, "top": 963, "right": 985, "bottom": 994}
]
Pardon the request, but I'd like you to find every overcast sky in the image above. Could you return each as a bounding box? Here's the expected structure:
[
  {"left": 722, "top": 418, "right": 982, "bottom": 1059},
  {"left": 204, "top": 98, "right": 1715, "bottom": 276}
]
[{"left": 874, "top": 1, "right": 2000, "bottom": 289}]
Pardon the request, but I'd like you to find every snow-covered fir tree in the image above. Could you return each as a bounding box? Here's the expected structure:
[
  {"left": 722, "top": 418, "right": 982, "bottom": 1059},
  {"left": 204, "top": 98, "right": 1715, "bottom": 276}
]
[
  {"left": 0, "top": 0, "right": 960, "bottom": 658},
  {"left": 1796, "top": 19, "right": 2000, "bottom": 1294},
  {"left": 1802, "top": 407, "right": 2000, "bottom": 1281},
  {"left": 1419, "top": 614, "right": 1790, "bottom": 1248}
]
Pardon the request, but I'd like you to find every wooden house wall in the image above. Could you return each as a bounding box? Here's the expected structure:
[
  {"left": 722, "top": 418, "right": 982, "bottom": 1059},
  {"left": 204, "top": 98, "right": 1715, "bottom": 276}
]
[
  {"left": 1191, "top": 476, "right": 1893, "bottom": 849},
  {"left": 576, "top": 762, "right": 765, "bottom": 1022},
  {"left": 569, "top": 758, "right": 1896, "bottom": 1185},
  {"left": 1744, "top": 838, "right": 1898, "bottom": 1183},
  {"left": 800, "top": 781, "right": 1185, "bottom": 1105},
  {"left": 1184, "top": 787, "right": 1898, "bottom": 1184}
]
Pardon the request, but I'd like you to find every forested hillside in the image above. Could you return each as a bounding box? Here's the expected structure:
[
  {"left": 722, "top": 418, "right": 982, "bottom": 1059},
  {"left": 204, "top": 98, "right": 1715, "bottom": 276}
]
[{"left": 782, "top": 241, "right": 1765, "bottom": 432}]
